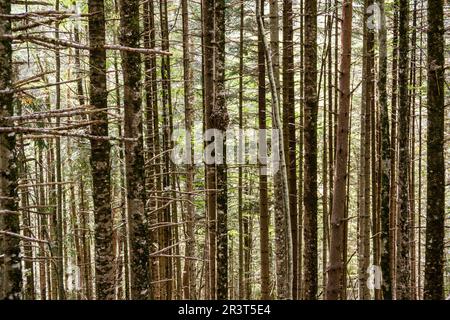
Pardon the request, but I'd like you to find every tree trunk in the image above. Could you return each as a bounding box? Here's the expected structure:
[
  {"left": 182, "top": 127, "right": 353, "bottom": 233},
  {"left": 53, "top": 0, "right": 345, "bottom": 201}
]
[
  {"left": 181, "top": 0, "right": 196, "bottom": 300},
  {"left": 257, "top": 0, "right": 270, "bottom": 300},
  {"left": 303, "top": 0, "right": 318, "bottom": 300},
  {"left": 120, "top": 0, "right": 150, "bottom": 299},
  {"left": 378, "top": 0, "right": 392, "bottom": 300},
  {"left": 0, "top": 0, "right": 21, "bottom": 300},
  {"left": 88, "top": 0, "right": 115, "bottom": 300},
  {"left": 326, "top": 0, "right": 352, "bottom": 300},
  {"left": 203, "top": 0, "right": 216, "bottom": 300},
  {"left": 214, "top": 0, "right": 229, "bottom": 300},
  {"left": 396, "top": 0, "right": 411, "bottom": 300},
  {"left": 257, "top": 0, "right": 292, "bottom": 299},
  {"left": 358, "top": 0, "right": 373, "bottom": 300},
  {"left": 282, "top": 0, "right": 297, "bottom": 299},
  {"left": 424, "top": 0, "right": 445, "bottom": 301}
]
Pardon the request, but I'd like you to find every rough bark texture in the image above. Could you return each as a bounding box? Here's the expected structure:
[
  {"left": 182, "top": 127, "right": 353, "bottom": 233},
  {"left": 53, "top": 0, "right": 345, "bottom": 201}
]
[
  {"left": 120, "top": 0, "right": 150, "bottom": 299},
  {"left": 358, "top": 0, "right": 373, "bottom": 300},
  {"left": 203, "top": 0, "right": 217, "bottom": 300},
  {"left": 326, "top": 0, "right": 352, "bottom": 300},
  {"left": 378, "top": 0, "right": 392, "bottom": 300},
  {"left": 396, "top": 0, "right": 411, "bottom": 300},
  {"left": 0, "top": 0, "right": 22, "bottom": 300},
  {"left": 303, "top": 0, "right": 318, "bottom": 300},
  {"left": 214, "top": 0, "right": 229, "bottom": 300},
  {"left": 424, "top": 0, "right": 445, "bottom": 301},
  {"left": 282, "top": 0, "right": 297, "bottom": 299},
  {"left": 88, "top": 0, "right": 115, "bottom": 300},
  {"left": 257, "top": 0, "right": 270, "bottom": 300}
]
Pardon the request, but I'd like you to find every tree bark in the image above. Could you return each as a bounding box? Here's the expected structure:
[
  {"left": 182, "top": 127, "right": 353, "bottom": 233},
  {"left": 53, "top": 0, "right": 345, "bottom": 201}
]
[
  {"left": 257, "top": 0, "right": 292, "bottom": 299},
  {"left": 214, "top": 0, "right": 229, "bottom": 300},
  {"left": 0, "top": 0, "right": 22, "bottom": 300},
  {"left": 88, "top": 0, "right": 115, "bottom": 300},
  {"left": 326, "top": 0, "right": 352, "bottom": 300},
  {"left": 282, "top": 0, "right": 297, "bottom": 299},
  {"left": 378, "top": 0, "right": 392, "bottom": 300},
  {"left": 396, "top": 0, "right": 411, "bottom": 300},
  {"left": 424, "top": 0, "right": 445, "bottom": 301},
  {"left": 120, "top": 0, "right": 150, "bottom": 299},
  {"left": 303, "top": 0, "right": 318, "bottom": 300}
]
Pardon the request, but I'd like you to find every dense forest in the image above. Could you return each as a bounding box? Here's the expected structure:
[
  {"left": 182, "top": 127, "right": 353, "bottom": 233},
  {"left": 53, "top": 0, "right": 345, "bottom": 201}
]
[{"left": 0, "top": 0, "right": 448, "bottom": 300}]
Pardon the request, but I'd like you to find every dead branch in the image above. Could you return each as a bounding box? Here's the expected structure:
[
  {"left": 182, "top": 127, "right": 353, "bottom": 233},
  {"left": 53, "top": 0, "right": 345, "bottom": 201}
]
[{"left": 0, "top": 230, "right": 49, "bottom": 244}]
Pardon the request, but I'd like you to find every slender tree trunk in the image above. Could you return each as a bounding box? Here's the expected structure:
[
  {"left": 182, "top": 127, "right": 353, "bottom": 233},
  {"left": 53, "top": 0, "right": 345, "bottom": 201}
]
[
  {"left": 282, "top": 0, "right": 297, "bottom": 299},
  {"left": 203, "top": 0, "right": 217, "bottom": 300},
  {"left": 396, "top": 0, "right": 411, "bottom": 300},
  {"left": 378, "top": 0, "right": 392, "bottom": 300},
  {"left": 408, "top": 1, "right": 418, "bottom": 299},
  {"left": 120, "top": 0, "right": 150, "bottom": 299},
  {"left": 87, "top": 0, "right": 115, "bottom": 300},
  {"left": 54, "top": 0, "right": 66, "bottom": 300},
  {"left": 238, "top": 0, "right": 245, "bottom": 300},
  {"left": 0, "top": 0, "right": 21, "bottom": 299},
  {"left": 298, "top": 0, "right": 304, "bottom": 300},
  {"left": 326, "top": 0, "right": 352, "bottom": 300},
  {"left": 181, "top": 0, "right": 196, "bottom": 300},
  {"left": 257, "top": 0, "right": 270, "bottom": 300},
  {"left": 303, "top": 0, "right": 318, "bottom": 300},
  {"left": 257, "top": 0, "right": 292, "bottom": 299},
  {"left": 147, "top": 0, "right": 161, "bottom": 300},
  {"left": 214, "top": 0, "right": 229, "bottom": 300},
  {"left": 424, "top": 0, "right": 445, "bottom": 301},
  {"left": 159, "top": 0, "right": 175, "bottom": 300},
  {"left": 358, "top": 0, "right": 373, "bottom": 300}
]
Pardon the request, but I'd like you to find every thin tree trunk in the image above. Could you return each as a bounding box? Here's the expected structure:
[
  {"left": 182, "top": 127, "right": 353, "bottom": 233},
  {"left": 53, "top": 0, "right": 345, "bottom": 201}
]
[
  {"left": 389, "top": 2, "right": 399, "bottom": 296},
  {"left": 54, "top": 0, "right": 65, "bottom": 300},
  {"left": 88, "top": 0, "right": 115, "bottom": 300},
  {"left": 181, "top": 0, "right": 196, "bottom": 300},
  {"left": 215, "top": 0, "right": 229, "bottom": 300},
  {"left": 358, "top": 0, "right": 373, "bottom": 300},
  {"left": 282, "top": 0, "right": 297, "bottom": 299},
  {"left": 326, "top": 0, "right": 352, "bottom": 300},
  {"left": 396, "top": 0, "right": 411, "bottom": 300},
  {"left": 120, "top": 0, "right": 150, "bottom": 299},
  {"left": 257, "top": 0, "right": 292, "bottom": 300},
  {"left": 303, "top": 0, "right": 318, "bottom": 300},
  {"left": 298, "top": 0, "right": 304, "bottom": 300},
  {"left": 424, "top": 0, "right": 445, "bottom": 301},
  {"left": 378, "top": 0, "right": 392, "bottom": 300},
  {"left": 257, "top": 0, "right": 270, "bottom": 300}
]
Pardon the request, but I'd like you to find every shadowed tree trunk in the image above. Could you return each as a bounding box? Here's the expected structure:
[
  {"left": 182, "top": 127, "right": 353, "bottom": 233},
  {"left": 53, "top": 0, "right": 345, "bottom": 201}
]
[
  {"left": 424, "top": 0, "right": 445, "bottom": 301},
  {"left": 120, "top": 0, "right": 150, "bottom": 299},
  {"left": 203, "top": 0, "right": 217, "bottom": 300},
  {"left": 378, "top": 0, "right": 392, "bottom": 300},
  {"left": 303, "top": 0, "right": 318, "bottom": 300},
  {"left": 88, "top": 0, "right": 115, "bottom": 300},
  {"left": 358, "top": 0, "right": 373, "bottom": 300},
  {"left": 0, "top": 0, "right": 22, "bottom": 300},
  {"left": 396, "top": 0, "right": 411, "bottom": 300},
  {"left": 215, "top": 0, "right": 229, "bottom": 300},
  {"left": 257, "top": 0, "right": 270, "bottom": 300},
  {"left": 282, "top": 0, "right": 297, "bottom": 299}
]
